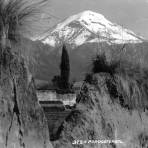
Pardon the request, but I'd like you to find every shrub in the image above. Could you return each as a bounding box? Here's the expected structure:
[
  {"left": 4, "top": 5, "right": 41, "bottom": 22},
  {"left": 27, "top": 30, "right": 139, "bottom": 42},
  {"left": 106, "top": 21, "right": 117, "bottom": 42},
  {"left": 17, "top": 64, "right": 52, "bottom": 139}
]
[
  {"left": 85, "top": 73, "right": 93, "bottom": 84},
  {"left": 52, "top": 75, "right": 61, "bottom": 88},
  {"left": 92, "top": 53, "right": 119, "bottom": 75},
  {"left": 0, "top": 0, "right": 46, "bottom": 44}
]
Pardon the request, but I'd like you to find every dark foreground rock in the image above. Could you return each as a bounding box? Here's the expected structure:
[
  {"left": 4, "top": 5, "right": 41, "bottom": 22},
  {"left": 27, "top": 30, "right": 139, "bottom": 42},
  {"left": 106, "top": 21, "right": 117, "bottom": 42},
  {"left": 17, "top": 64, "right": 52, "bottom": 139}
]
[{"left": 0, "top": 48, "right": 53, "bottom": 148}]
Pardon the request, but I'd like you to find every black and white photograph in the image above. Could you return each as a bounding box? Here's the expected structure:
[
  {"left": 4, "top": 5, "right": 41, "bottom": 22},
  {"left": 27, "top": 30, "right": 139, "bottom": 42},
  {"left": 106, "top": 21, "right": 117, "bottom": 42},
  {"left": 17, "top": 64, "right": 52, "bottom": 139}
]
[{"left": 0, "top": 0, "right": 148, "bottom": 147}]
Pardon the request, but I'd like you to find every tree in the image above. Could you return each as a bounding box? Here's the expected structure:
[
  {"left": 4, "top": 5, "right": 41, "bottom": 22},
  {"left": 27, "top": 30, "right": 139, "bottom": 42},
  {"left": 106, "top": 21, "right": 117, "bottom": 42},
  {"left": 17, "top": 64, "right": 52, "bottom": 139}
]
[
  {"left": 60, "top": 44, "right": 70, "bottom": 89},
  {"left": 52, "top": 75, "right": 61, "bottom": 88}
]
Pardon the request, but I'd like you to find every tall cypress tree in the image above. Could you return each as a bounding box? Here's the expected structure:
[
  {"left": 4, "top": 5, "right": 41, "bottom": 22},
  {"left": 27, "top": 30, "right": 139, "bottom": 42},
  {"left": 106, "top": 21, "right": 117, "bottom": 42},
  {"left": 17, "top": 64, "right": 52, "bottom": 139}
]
[{"left": 60, "top": 44, "right": 70, "bottom": 89}]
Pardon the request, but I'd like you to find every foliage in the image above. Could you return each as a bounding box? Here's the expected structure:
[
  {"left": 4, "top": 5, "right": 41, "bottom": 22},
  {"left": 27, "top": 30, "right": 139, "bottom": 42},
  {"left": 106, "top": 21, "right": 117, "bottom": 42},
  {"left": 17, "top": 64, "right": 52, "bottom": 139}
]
[
  {"left": 52, "top": 75, "right": 61, "bottom": 88},
  {"left": 92, "top": 53, "right": 119, "bottom": 75},
  {"left": 0, "top": 0, "right": 47, "bottom": 42},
  {"left": 110, "top": 61, "right": 148, "bottom": 110},
  {"left": 60, "top": 44, "right": 70, "bottom": 89},
  {"left": 84, "top": 73, "right": 94, "bottom": 84},
  {"left": 51, "top": 45, "right": 75, "bottom": 93}
]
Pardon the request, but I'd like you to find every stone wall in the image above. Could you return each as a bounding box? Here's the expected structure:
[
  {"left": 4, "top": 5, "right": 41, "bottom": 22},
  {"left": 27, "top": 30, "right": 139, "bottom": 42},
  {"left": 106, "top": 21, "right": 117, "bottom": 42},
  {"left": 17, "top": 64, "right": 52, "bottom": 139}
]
[{"left": 37, "top": 90, "right": 76, "bottom": 106}]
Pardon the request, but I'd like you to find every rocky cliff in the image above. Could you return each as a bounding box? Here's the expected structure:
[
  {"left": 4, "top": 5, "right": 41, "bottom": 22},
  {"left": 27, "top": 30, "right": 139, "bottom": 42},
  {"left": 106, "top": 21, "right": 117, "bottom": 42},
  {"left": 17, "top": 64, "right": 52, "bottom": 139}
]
[
  {"left": 52, "top": 73, "right": 148, "bottom": 148},
  {"left": 0, "top": 48, "right": 53, "bottom": 148}
]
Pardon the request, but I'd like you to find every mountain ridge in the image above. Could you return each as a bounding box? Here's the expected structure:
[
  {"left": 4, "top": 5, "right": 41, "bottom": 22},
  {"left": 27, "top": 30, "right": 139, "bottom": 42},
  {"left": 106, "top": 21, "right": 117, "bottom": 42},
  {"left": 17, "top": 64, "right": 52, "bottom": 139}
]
[{"left": 39, "top": 10, "right": 144, "bottom": 47}]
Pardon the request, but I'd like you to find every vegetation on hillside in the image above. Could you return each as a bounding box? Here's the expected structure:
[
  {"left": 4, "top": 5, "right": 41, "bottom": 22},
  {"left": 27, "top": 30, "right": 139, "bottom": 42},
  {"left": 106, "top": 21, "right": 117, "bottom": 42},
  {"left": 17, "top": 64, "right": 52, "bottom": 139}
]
[
  {"left": 92, "top": 53, "right": 118, "bottom": 75},
  {"left": 85, "top": 52, "right": 148, "bottom": 111},
  {"left": 52, "top": 78, "right": 148, "bottom": 148}
]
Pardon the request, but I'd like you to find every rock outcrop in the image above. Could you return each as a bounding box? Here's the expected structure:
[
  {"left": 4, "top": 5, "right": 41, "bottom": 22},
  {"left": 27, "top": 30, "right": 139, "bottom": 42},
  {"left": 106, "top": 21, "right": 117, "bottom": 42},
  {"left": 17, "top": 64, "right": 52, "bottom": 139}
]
[
  {"left": 0, "top": 48, "right": 53, "bottom": 148},
  {"left": 52, "top": 74, "right": 148, "bottom": 148}
]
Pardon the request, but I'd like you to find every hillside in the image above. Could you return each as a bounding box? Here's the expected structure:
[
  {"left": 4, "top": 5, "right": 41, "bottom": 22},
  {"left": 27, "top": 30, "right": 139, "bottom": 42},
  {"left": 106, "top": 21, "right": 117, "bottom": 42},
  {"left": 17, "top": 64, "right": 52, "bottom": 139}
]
[
  {"left": 48, "top": 46, "right": 148, "bottom": 147},
  {"left": 52, "top": 73, "right": 148, "bottom": 148}
]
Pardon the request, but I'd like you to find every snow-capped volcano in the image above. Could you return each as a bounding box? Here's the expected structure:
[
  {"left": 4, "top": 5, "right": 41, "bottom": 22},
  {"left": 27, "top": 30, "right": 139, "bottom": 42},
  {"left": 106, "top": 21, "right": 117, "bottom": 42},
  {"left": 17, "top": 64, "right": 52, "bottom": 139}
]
[{"left": 41, "top": 10, "right": 144, "bottom": 47}]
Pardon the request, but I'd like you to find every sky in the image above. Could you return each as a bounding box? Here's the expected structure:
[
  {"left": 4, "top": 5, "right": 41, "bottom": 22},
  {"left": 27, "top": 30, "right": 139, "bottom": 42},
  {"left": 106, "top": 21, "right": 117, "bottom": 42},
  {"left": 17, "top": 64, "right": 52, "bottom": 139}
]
[{"left": 40, "top": 0, "right": 148, "bottom": 39}]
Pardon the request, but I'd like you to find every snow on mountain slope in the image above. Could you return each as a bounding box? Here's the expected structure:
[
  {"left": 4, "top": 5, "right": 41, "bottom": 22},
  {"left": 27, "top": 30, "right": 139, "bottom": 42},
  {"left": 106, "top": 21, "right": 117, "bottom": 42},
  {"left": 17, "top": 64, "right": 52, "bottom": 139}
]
[{"left": 41, "top": 10, "right": 144, "bottom": 47}]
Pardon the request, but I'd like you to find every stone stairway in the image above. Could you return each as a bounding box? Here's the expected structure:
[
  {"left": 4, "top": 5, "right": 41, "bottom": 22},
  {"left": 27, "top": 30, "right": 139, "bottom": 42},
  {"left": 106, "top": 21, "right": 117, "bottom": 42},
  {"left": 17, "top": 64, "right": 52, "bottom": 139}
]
[{"left": 40, "top": 102, "right": 72, "bottom": 141}]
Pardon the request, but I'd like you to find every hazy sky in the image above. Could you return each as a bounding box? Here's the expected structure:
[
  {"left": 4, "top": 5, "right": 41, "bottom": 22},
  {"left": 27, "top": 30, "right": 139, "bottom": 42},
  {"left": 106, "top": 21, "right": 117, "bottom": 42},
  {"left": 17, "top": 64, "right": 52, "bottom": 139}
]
[{"left": 43, "top": 0, "right": 148, "bottom": 39}]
